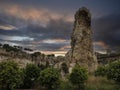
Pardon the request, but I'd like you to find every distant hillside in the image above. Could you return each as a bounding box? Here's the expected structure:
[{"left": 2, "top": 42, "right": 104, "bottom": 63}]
[
  {"left": 0, "top": 43, "right": 65, "bottom": 68},
  {"left": 96, "top": 52, "right": 120, "bottom": 65}
]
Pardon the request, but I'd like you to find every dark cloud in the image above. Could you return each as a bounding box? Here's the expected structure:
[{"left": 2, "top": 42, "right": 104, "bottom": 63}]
[
  {"left": 1, "top": 0, "right": 120, "bottom": 54},
  {"left": 26, "top": 19, "right": 73, "bottom": 40},
  {"left": 35, "top": 43, "right": 65, "bottom": 51},
  {"left": 92, "top": 12, "right": 120, "bottom": 49},
  {"left": 0, "top": 11, "right": 72, "bottom": 51}
]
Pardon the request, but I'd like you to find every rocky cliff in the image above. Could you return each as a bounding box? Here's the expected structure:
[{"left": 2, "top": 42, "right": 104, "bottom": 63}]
[{"left": 66, "top": 7, "right": 98, "bottom": 72}]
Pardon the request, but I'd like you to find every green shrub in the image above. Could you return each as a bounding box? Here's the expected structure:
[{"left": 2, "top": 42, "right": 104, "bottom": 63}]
[
  {"left": 69, "top": 64, "right": 88, "bottom": 90},
  {"left": 38, "top": 67, "right": 60, "bottom": 90},
  {"left": 107, "top": 60, "right": 120, "bottom": 83},
  {"left": 21, "top": 64, "right": 40, "bottom": 88},
  {"left": 0, "top": 61, "right": 23, "bottom": 90},
  {"left": 95, "top": 66, "right": 107, "bottom": 77}
]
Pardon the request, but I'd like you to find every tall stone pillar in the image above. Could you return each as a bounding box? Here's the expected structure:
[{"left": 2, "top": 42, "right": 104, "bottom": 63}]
[{"left": 66, "top": 7, "right": 97, "bottom": 72}]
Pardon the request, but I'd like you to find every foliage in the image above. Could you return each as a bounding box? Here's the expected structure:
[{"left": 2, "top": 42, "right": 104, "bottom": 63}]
[
  {"left": 69, "top": 65, "right": 88, "bottom": 90},
  {"left": 3, "top": 44, "right": 21, "bottom": 52},
  {"left": 21, "top": 64, "right": 40, "bottom": 88},
  {"left": 61, "top": 62, "right": 69, "bottom": 74},
  {"left": 59, "top": 75, "right": 120, "bottom": 90},
  {"left": 24, "top": 48, "right": 33, "bottom": 51},
  {"left": 94, "top": 66, "right": 107, "bottom": 77},
  {"left": 58, "top": 80, "right": 75, "bottom": 90},
  {"left": 0, "top": 61, "right": 23, "bottom": 90},
  {"left": 31, "top": 52, "right": 41, "bottom": 61},
  {"left": 38, "top": 67, "right": 60, "bottom": 90},
  {"left": 31, "top": 52, "right": 41, "bottom": 57},
  {"left": 107, "top": 60, "right": 120, "bottom": 83},
  {"left": 47, "top": 54, "right": 55, "bottom": 57}
]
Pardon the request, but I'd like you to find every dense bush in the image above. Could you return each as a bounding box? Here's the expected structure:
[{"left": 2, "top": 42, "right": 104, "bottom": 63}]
[
  {"left": 69, "top": 65, "right": 88, "bottom": 90},
  {"left": 107, "top": 60, "right": 120, "bottom": 83},
  {"left": 21, "top": 64, "right": 40, "bottom": 88},
  {"left": 38, "top": 67, "right": 60, "bottom": 90},
  {"left": 95, "top": 66, "right": 107, "bottom": 77},
  {"left": 0, "top": 61, "right": 23, "bottom": 90}
]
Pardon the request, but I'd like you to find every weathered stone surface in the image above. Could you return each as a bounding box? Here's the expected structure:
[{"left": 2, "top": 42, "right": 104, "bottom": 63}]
[{"left": 66, "top": 7, "right": 98, "bottom": 72}]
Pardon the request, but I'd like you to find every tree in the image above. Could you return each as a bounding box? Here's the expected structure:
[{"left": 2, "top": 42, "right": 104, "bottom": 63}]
[
  {"left": 94, "top": 66, "right": 107, "bottom": 77},
  {"left": 24, "top": 48, "right": 33, "bottom": 51},
  {"left": 38, "top": 67, "right": 60, "bottom": 90},
  {"left": 107, "top": 60, "right": 120, "bottom": 83},
  {"left": 69, "top": 65, "right": 88, "bottom": 90},
  {"left": 22, "top": 64, "right": 40, "bottom": 88},
  {"left": 3, "top": 44, "right": 20, "bottom": 52},
  {"left": 31, "top": 52, "right": 41, "bottom": 61},
  {"left": 0, "top": 61, "right": 23, "bottom": 90}
]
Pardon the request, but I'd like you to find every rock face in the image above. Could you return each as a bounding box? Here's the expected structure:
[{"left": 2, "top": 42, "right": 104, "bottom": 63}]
[{"left": 66, "top": 7, "right": 97, "bottom": 72}]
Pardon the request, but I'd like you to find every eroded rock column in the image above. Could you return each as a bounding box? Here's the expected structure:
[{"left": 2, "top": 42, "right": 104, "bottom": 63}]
[{"left": 66, "top": 7, "right": 97, "bottom": 72}]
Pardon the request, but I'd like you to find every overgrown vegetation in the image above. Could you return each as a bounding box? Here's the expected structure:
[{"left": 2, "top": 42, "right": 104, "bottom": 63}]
[
  {"left": 38, "top": 67, "right": 60, "bottom": 90},
  {"left": 0, "top": 60, "right": 120, "bottom": 90},
  {"left": 21, "top": 64, "right": 40, "bottom": 89},
  {"left": 3, "top": 44, "right": 21, "bottom": 52},
  {"left": 0, "top": 61, "right": 24, "bottom": 90},
  {"left": 86, "top": 76, "right": 120, "bottom": 90},
  {"left": 69, "top": 64, "right": 88, "bottom": 90},
  {"left": 95, "top": 60, "right": 120, "bottom": 84},
  {"left": 94, "top": 66, "right": 107, "bottom": 77},
  {"left": 107, "top": 60, "right": 120, "bottom": 83}
]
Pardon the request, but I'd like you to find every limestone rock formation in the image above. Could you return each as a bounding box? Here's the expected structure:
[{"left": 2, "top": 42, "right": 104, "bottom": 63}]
[{"left": 66, "top": 7, "right": 97, "bottom": 72}]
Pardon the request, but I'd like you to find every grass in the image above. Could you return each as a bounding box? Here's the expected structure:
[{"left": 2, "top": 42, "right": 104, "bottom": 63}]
[
  {"left": 85, "top": 75, "right": 120, "bottom": 90},
  {"left": 36, "top": 75, "right": 120, "bottom": 90},
  {"left": 58, "top": 75, "right": 120, "bottom": 90},
  {"left": 58, "top": 80, "right": 75, "bottom": 90}
]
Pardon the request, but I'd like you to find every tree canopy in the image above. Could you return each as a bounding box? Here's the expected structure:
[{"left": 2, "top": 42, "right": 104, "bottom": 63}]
[
  {"left": 38, "top": 67, "right": 60, "bottom": 90},
  {"left": 107, "top": 60, "right": 120, "bottom": 83},
  {"left": 21, "top": 64, "right": 40, "bottom": 88},
  {"left": 0, "top": 61, "right": 23, "bottom": 90},
  {"left": 69, "top": 65, "right": 88, "bottom": 89}
]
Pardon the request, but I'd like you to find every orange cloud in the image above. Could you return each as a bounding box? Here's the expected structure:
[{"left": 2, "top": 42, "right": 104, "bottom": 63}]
[
  {"left": 42, "top": 39, "right": 69, "bottom": 44},
  {"left": 3, "top": 5, "right": 73, "bottom": 27},
  {"left": 59, "top": 45, "right": 71, "bottom": 50},
  {"left": 0, "top": 25, "right": 17, "bottom": 30},
  {"left": 93, "top": 41, "right": 108, "bottom": 49}
]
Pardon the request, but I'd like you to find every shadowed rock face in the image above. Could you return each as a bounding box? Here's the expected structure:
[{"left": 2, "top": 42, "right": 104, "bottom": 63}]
[{"left": 66, "top": 7, "right": 97, "bottom": 72}]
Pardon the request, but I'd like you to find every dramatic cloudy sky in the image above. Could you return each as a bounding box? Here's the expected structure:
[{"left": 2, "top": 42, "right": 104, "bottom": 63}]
[{"left": 0, "top": 0, "right": 120, "bottom": 55}]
